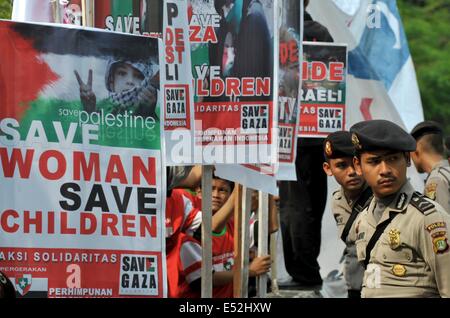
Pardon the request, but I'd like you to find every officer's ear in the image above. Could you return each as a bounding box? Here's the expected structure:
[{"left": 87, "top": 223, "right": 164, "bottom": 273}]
[
  {"left": 404, "top": 152, "right": 411, "bottom": 167},
  {"left": 323, "top": 161, "right": 333, "bottom": 176},
  {"left": 353, "top": 155, "right": 363, "bottom": 176}
]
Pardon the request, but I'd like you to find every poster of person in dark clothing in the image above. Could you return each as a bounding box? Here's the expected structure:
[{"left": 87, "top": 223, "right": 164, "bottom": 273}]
[{"left": 189, "top": 0, "right": 277, "bottom": 164}]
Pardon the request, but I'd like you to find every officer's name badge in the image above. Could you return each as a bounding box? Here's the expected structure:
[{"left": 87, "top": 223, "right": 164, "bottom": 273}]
[
  {"left": 426, "top": 222, "right": 446, "bottom": 232},
  {"left": 392, "top": 264, "right": 406, "bottom": 277},
  {"left": 389, "top": 229, "right": 401, "bottom": 250}
]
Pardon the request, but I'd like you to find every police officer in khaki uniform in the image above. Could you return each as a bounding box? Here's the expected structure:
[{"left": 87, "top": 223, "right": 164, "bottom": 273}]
[
  {"left": 410, "top": 121, "right": 450, "bottom": 214},
  {"left": 350, "top": 120, "right": 450, "bottom": 298},
  {"left": 322, "top": 131, "right": 373, "bottom": 298}
]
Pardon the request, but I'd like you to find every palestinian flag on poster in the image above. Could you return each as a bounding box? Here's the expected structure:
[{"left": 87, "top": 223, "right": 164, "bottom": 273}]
[
  {"left": 95, "top": 0, "right": 163, "bottom": 37},
  {"left": 0, "top": 21, "right": 167, "bottom": 297},
  {"left": 0, "top": 20, "right": 161, "bottom": 149}
]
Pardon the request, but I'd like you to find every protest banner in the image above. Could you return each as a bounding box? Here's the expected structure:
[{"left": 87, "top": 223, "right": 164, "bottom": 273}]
[
  {"left": 94, "top": 0, "right": 197, "bottom": 165},
  {"left": 162, "top": 0, "right": 197, "bottom": 165},
  {"left": 0, "top": 21, "right": 166, "bottom": 298},
  {"left": 189, "top": 0, "right": 278, "bottom": 164},
  {"left": 299, "top": 42, "right": 347, "bottom": 138},
  {"left": 216, "top": 0, "right": 304, "bottom": 193},
  {"left": 276, "top": 0, "right": 302, "bottom": 180}
]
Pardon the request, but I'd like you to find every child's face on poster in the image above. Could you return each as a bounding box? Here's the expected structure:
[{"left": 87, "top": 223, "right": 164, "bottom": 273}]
[{"left": 113, "top": 64, "right": 145, "bottom": 93}]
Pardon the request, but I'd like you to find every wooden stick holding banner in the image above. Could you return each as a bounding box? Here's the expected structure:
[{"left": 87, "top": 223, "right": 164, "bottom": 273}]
[
  {"left": 233, "top": 186, "right": 252, "bottom": 298},
  {"left": 201, "top": 165, "right": 213, "bottom": 298},
  {"left": 257, "top": 191, "right": 269, "bottom": 297},
  {"left": 269, "top": 195, "right": 280, "bottom": 295},
  {"left": 233, "top": 184, "right": 243, "bottom": 297},
  {"left": 50, "top": 0, "right": 61, "bottom": 23},
  {"left": 81, "top": 0, "right": 94, "bottom": 27}
]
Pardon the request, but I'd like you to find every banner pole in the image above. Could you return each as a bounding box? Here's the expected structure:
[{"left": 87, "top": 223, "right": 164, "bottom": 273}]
[
  {"left": 201, "top": 165, "right": 213, "bottom": 298},
  {"left": 233, "top": 184, "right": 243, "bottom": 297},
  {"left": 256, "top": 191, "right": 269, "bottom": 298},
  {"left": 269, "top": 195, "right": 280, "bottom": 295},
  {"left": 50, "top": 0, "right": 61, "bottom": 23},
  {"left": 233, "top": 185, "right": 251, "bottom": 297}
]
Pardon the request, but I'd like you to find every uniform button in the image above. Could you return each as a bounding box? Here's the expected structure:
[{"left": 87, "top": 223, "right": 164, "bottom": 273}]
[{"left": 383, "top": 254, "right": 387, "bottom": 259}]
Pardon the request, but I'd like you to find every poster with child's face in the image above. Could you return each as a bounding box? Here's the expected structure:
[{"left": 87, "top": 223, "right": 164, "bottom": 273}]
[{"left": 0, "top": 21, "right": 166, "bottom": 298}]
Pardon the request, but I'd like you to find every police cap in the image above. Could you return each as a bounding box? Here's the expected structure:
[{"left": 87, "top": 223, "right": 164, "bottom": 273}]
[
  {"left": 410, "top": 120, "right": 443, "bottom": 140},
  {"left": 323, "top": 131, "right": 355, "bottom": 159},
  {"left": 350, "top": 120, "right": 416, "bottom": 153}
]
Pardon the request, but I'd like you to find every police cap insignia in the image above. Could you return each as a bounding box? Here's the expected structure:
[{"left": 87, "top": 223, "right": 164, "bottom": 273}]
[
  {"left": 325, "top": 141, "right": 333, "bottom": 157},
  {"left": 352, "top": 133, "right": 361, "bottom": 150},
  {"left": 350, "top": 120, "right": 416, "bottom": 153}
]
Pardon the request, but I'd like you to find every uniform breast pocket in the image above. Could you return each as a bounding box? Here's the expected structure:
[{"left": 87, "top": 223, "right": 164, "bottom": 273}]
[{"left": 377, "top": 243, "right": 419, "bottom": 285}]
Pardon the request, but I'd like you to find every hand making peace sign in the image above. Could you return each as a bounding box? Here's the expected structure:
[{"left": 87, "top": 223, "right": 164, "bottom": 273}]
[{"left": 74, "top": 69, "right": 96, "bottom": 113}]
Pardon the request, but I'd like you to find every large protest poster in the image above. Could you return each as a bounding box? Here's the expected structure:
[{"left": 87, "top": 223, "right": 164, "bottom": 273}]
[
  {"left": 94, "top": 0, "right": 197, "bottom": 166},
  {"left": 0, "top": 21, "right": 166, "bottom": 298},
  {"left": 276, "top": 0, "right": 302, "bottom": 180},
  {"left": 189, "top": 0, "right": 278, "bottom": 164},
  {"left": 162, "top": 0, "right": 197, "bottom": 165},
  {"left": 216, "top": 0, "right": 302, "bottom": 193},
  {"left": 299, "top": 42, "right": 347, "bottom": 138}
]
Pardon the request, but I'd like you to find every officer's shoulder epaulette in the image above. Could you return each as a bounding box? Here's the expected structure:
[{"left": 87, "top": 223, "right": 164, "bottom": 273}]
[
  {"left": 437, "top": 167, "right": 450, "bottom": 183},
  {"left": 410, "top": 191, "right": 436, "bottom": 215}
]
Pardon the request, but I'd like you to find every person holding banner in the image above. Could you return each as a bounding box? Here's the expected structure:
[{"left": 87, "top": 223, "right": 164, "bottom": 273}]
[
  {"left": 279, "top": 0, "right": 333, "bottom": 289},
  {"left": 322, "top": 131, "right": 373, "bottom": 298},
  {"left": 75, "top": 58, "right": 158, "bottom": 117},
  {"left": 194, "top": 176, "right": 272, "bottom": 298},
  {"left": 351, "top": 120, "right": 450, "bottom": 297},
  {"left": 410, "top": 121, "right": 450, "bottom": 213}
]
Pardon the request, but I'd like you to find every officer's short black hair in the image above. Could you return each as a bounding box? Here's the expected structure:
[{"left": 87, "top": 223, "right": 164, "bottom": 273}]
[
  {"left": 410, "top": 120, "right": 443, "bottom": 140},
  {"left": 445, "top": 136, "right": 450, "bottom": 153},
  {"left": 419, "top": 133, "right": 445, "bottom": 156}
]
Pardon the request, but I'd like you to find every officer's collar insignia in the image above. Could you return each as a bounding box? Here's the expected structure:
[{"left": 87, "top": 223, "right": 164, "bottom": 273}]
[
  {"left": 425, "top": 183, "right": 437, "bottom": 200},
  {"left": 395, "top": 193, "right": 407, "bottom": 210},
  {"left": 351, "top": 133, "right": 362, "bottom": 150},
  {"left": 389, "top": 229, "right": 401, "bottom": 250},
  {"left": 325, "top": 141, "right": 333, "bottom": 157},
  {"left": 392, "top": 264, "right": 406, "bottom": 277}
]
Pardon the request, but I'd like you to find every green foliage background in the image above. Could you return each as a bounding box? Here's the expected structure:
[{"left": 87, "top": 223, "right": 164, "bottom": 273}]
[
  {"left": 398, "top": 0, "right": 450, "bottom": 135},
  {"left": 0, "top": 0, "right": 449, "bottom": 134},
  {"left": 0, "top": 0, "right": 11, "bottom": 19}
]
